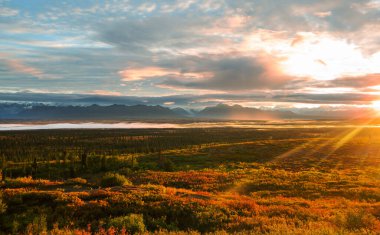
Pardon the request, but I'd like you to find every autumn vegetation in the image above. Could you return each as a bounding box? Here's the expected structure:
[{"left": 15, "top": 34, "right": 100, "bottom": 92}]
[{"left": 1, "top": 126, "right": 380, "bottom": 234}]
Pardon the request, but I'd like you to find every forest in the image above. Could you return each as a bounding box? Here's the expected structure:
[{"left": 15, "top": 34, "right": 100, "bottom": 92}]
[{"left": 1, "top": 126, "right": 380, "bottom": 234}]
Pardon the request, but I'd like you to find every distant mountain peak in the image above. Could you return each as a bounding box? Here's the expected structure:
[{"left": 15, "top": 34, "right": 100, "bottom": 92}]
[{"left": 198, "top": 103, "right": 298, "bottom": 120}]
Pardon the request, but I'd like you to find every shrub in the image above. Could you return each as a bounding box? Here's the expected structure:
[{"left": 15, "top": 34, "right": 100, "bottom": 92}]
[
  {"left": 0, "top": 192, "right": 6, "bottom": 214},
  {"left": 5, "top": 177, "right": 61, "bottom": 188},
  {"left": 66, "top": 177, "right": 87, "bottom": 185},
  {"left": 108, "top": 214, "right": 146, "bottom": 234},
  {"left": 101, "top": 173, "right": 131, "bottom": 187},
  {"left": 25, "top": 214, "right": 47, "bottom": 235},
  {"left": 335, "top": 209, "right": 376, "bottom": 231},
  {"left": 160, "top": 159, "right": 176, "bottom": 172}
]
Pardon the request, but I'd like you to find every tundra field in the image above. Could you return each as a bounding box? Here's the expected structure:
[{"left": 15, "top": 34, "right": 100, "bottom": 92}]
[{"left": 1, "top": 125, "right": 380, "bottom": 234}]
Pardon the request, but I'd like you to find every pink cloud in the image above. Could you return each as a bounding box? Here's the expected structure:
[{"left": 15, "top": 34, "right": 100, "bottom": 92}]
[
  {"left": 90, "top": 90, "right": 122, "bottom": 96},
  {"left": 118, "top": 66, "right": 213, "bottom": 82},
  {"left": 6, "top": 58, "right": 44, "bottom": 78},
  {"left": 118, "top": 67, "right": 177, "bottom": 81},
  {"left": 313, "top": 11, "right": 331, "bottom": 18},
  {"left": 291, "top": 34, "right": 305, "bottom": 47}
]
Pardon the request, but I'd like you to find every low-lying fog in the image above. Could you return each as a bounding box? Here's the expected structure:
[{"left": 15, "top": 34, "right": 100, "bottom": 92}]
[{"left": 0, "top": 121, "right": 376, "bottom": 130}]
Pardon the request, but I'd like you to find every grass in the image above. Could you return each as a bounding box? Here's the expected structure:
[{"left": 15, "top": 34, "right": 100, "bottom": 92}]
[{"left": 1, "top": 124, "right": 380, "bottom": 234}]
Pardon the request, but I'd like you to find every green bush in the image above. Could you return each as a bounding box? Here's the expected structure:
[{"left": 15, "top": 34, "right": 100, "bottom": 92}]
[
  {"left": 160, "top": 159, "right": 176, "bottom": 172},
  {"left": 109, "top": 214, "right": 146, "bottom": 234},
  {"left": 101, "top": 173, "right": 131, "bottom": 187}
]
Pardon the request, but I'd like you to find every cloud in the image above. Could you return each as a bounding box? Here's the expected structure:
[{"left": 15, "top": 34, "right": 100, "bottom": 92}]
[
  {"left": 119, "top": 67, "right": 176, "bottom": 81},
  {"left": 95, "top": 12, "right": 249, "bottom": 56},
  {"left": 1, "top": 0, "right": 379, "bottom": 108},
  {"left": 224, "top": 0, "right": 380, "bottom": 54},
  {"left": 137, "top": 3, "right": 156, "bottom": 13},
  {"left": 159, "top": 54, "right": 294, "bottom": 91},
  {"left": 291, "top": 34, "right": 305, "bottom": 47},
  {"left": 274, "top": 92, "right": 378, "bottom": 105},
  {"left": 90, "top": 90, "right": 122, "bottom": 96},
  {"left": 160, "top": 0, "right": 197, "bottom": 12},
  {"left": 232, "top": 0, "right": 379, "bottom": 32},
  {"left": 314, "top": 11, "right": 332, "bottom": 18},
  {"left": 0, "top": 7, "right": 18, "bottom": 17},
  {"left": 96, "top": 15, "right": 213, "bottom": 52},
  {"left": 0, "top": 56, "right": 45, "bottom": 79},
  {"left": 280, "top": 33, "right": 380, "bottom": 80},
  {"left": 118, "top": 66, "right": 213, "bottom": 82},
  {"left": 320, "top": 74, "right": 380, "bottom": 88}
]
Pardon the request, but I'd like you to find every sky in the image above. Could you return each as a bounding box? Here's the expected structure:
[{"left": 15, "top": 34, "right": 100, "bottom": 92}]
[{"left": 0, "top": 0, "right": 380, "bottom": 110}]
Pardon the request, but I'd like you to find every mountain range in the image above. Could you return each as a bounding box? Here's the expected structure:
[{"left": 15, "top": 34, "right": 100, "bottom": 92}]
[{"left": 0, "top": 103, "right": 300, "bottom": 121}]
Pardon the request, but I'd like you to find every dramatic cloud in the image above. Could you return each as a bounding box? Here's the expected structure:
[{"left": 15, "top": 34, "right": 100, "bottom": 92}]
[
  {"left": 0, "top": 0, "right": 379, "bottom": 109},
  {"left": 159, "top": 55, "right": 293, "bottom": 91}
]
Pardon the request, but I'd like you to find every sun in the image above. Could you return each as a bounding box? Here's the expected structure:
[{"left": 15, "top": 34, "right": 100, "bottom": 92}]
[
  {"left": 372, "top": 101, "right": 380, "bottom": 111},
  {"left": 281, "top": 34, "right": 374, "bottom": 81}
]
